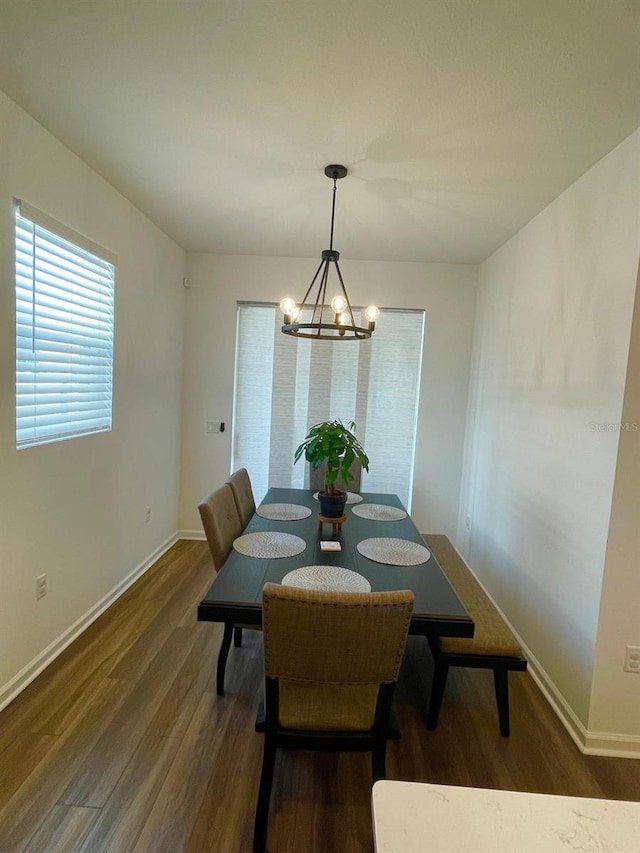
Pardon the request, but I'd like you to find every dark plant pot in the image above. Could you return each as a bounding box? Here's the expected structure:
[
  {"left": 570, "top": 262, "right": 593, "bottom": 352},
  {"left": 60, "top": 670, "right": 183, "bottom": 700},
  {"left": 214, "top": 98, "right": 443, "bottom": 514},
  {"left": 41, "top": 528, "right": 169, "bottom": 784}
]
[{"left": 318, "top": 490, "right": 348, "bottom": 519}]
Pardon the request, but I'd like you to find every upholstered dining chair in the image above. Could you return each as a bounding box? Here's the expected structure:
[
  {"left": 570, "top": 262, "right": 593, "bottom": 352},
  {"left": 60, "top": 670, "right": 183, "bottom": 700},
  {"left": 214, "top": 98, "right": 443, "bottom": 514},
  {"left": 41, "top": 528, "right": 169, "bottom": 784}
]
[
  {"left": 226, "top": 467, "right": 256, "bottom": 530},
  {"left": 253, "top": 583, "right": 414, "bottom": 853},
  {"left": 198, "top": 483, "right": 247, "bottom": 695}
]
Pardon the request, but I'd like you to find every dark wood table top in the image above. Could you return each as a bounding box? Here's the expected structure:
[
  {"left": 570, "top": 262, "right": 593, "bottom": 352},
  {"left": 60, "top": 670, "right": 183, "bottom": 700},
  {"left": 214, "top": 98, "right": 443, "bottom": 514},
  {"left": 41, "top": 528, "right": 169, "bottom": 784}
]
[{"left": 197, "top": 488, "right": 474, "bottom": 638}]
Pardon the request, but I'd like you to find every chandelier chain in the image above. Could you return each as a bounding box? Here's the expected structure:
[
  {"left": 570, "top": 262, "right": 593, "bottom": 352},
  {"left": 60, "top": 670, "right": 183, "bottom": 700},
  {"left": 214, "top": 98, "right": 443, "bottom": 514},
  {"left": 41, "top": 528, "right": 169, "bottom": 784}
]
[{"left": 329, "top": 177, "right": 337, "bottom": 251}]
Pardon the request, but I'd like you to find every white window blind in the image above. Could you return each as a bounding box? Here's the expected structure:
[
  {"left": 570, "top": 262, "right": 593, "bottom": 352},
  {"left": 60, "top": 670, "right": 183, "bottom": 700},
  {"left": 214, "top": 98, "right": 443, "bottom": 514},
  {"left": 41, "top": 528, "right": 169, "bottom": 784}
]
[
  {"left": 231, "top": 303, "right": 425, "bottom": 509},
  {"left": 14, "top": 200, "right": 116, "bottom": 449}
]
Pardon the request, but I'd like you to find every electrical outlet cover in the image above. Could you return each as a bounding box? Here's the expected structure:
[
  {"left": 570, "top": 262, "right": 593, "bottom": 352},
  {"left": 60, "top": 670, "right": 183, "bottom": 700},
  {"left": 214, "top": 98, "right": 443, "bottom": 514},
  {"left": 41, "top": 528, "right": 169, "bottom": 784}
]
[{"left": 624, "top": 646, "right": 640, "bottom": 673}]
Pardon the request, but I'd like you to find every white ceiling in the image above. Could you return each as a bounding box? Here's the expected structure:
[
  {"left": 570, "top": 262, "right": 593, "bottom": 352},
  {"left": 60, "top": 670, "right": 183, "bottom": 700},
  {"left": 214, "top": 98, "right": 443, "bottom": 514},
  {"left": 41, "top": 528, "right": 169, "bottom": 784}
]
[{"left": 1, "top": 0, "right": 638, "bottom": 264}]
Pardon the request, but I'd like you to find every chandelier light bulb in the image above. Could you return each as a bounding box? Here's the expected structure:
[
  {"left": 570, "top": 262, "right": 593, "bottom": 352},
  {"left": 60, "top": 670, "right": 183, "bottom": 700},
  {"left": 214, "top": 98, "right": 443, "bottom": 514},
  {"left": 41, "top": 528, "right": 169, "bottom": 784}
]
[
  {"left": 330, "top": 294, "right": 347, "bottom": 314},
  {"left": 336, "top": 311, "right": 349, "bottom": 326},
  {"left": 364, "top": 305, "right": 379, "bottom": 322},
  {"left": 280, "top": 297, "right": 297, "bottom": 317}
]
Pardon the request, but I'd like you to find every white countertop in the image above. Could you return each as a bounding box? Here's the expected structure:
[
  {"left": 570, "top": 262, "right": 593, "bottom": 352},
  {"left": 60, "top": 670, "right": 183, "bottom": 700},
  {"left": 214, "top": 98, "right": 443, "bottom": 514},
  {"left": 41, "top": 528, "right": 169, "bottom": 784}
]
[{"left": 372, "top": 781, "right": 640, "bottom": 852}]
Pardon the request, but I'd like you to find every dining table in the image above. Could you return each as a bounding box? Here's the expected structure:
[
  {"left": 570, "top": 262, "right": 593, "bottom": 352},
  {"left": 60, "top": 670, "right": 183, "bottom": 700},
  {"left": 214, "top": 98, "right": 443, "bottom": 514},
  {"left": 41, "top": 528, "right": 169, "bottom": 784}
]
[{"left": 197, "top": 487, "right": 474, "bottom": 639}]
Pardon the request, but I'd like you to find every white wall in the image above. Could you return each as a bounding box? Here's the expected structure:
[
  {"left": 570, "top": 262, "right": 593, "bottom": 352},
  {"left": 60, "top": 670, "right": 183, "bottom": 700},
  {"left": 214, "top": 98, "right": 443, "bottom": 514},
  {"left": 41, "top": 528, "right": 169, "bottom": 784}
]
[
  {"left": 459, "top": 129, "right": 640, "bottom": 733},
  {"left": 588, "top": 263, "right": 640, "bottom": 743},
  {"left": 178, "top": 254, "right": 477, "bottom": 537},
  {"left": 0, "top": 92, "right": 185, "bottom": 703}
]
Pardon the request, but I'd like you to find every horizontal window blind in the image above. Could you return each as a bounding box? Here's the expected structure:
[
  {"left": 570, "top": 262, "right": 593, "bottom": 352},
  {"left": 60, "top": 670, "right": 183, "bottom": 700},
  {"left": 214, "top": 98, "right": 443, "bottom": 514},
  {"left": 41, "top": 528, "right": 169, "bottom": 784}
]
[
  {"left": 231, "top": 303, "right": 424, "bottom": 508},
  {"left": 15, "top": 201, "right": 115, "bottom": 449}
]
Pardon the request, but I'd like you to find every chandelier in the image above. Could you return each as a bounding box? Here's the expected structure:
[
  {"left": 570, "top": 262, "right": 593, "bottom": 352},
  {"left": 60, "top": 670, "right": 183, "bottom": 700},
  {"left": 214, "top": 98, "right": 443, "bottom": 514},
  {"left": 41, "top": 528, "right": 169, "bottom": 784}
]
[{"left": 280, "top": 165, "right": 379, "bottom": 340}]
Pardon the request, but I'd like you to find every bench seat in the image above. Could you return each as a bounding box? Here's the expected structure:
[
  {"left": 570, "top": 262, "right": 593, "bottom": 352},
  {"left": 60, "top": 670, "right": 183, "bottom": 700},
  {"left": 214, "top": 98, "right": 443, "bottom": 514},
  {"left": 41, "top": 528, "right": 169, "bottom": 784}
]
[{"left": 424, "top": 534, "right": 528, "bottom": 736}]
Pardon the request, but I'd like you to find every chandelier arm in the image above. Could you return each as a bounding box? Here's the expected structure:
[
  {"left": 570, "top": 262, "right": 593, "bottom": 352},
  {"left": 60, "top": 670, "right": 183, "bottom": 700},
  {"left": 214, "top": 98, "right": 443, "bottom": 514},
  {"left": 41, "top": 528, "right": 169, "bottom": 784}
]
[
  {"left": 316, "top": 260, "right": 331, "bottom": 334},
  {"left": 299, "top": 258, "right": 326, "bottom": 309},
  {"left": 334, "top": 260, "right": 356, "bottom": 324}
]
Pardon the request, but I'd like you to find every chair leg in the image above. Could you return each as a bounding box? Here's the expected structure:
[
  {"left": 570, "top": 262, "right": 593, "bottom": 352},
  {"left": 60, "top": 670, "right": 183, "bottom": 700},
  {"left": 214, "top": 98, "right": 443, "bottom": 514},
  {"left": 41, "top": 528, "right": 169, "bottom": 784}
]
[
  {"left": 234, "top": 626, "right": 243, "bottom": 648},
  {"left": 493, "top": 668, "right": 511, "bottom": 737},
  {"left": 253, "top": 736, "right": 277, "bottom": 853},
  {"left": 217, "top": 622, "right": 234, "bottom": 696},
  {"left": 427, "top": 658, "right": 450, "bottom": 729}
]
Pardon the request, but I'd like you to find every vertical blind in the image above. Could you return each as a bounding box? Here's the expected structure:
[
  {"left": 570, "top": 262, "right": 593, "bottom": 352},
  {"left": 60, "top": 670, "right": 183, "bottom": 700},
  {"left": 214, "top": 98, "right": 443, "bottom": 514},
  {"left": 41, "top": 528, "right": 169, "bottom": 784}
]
[
  {"left": 231, "top": 303, "right": 425, "bottom": 508},
  {"left": 15, "top": 200, "right": 116, "bottom": 449}
]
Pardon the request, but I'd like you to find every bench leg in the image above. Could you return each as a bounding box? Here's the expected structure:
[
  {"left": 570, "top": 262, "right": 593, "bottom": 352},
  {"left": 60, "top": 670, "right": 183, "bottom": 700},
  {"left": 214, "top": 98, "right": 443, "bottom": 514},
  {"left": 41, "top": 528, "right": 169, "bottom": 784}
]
[
  {"left": 233, "top": 626, "right": 243, "bottom": 647},
  {"left": 217, "top": 622, "right": 234, "bottom": 696},
  {"left": 372, "top": 741, "right": 387, "bottom": 783},
  {"left": 427, "top": 658, "right": 450, "bottom": 730},
  {"left": 493, "top": 668, "right": 511, "bottom": 737}
]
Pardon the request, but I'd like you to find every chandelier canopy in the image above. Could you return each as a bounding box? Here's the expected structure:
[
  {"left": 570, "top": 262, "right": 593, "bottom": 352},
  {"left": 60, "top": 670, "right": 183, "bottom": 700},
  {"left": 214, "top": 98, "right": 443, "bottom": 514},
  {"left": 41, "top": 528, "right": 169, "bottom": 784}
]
[{"left": 280, "top": 165, "right": 378, "bottom": 340}]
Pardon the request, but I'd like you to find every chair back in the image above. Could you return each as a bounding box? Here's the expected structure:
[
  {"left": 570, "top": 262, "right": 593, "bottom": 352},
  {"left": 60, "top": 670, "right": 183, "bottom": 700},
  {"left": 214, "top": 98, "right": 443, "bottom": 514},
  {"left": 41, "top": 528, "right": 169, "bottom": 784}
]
[
  {"left": 227, "top": 468, "right": 256, "bottom": 529},
  {"left": 262, "top": 584, "right": 413, "bottom": 730},
  {"left": 198, "top": 484, "right": 243, "bottom": 570},
  {"left": 308, "top": 459, "right": 362, "bottom": 493}
]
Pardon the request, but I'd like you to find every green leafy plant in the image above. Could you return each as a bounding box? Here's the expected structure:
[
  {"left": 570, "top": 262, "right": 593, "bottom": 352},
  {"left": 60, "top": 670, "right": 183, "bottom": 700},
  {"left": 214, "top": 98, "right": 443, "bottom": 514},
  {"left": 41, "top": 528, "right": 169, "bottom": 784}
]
[{"left": 294, "top": 419, "right": 369, "bottom": 494}]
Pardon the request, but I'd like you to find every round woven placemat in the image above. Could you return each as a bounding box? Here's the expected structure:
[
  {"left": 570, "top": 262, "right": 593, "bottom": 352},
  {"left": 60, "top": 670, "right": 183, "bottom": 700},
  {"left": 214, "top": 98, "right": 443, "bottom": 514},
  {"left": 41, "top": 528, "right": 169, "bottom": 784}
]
[
  {"left": 281, "top": 566, "right": 371, "bottom": 593},
  {"left": 255, "top": 503, "right": 312, "bottom": 521},
  {"left": 312, "top": 491, "right": 363, "bottom": 505},
  {"left": 233, "top": 531, "right": 306, "bottom": 559},
  {"left": 356, "top": 537, "right": 431, "bottom": 566},
  {"left": 351, "top": 504, "right": 407, "bottom": 521}
]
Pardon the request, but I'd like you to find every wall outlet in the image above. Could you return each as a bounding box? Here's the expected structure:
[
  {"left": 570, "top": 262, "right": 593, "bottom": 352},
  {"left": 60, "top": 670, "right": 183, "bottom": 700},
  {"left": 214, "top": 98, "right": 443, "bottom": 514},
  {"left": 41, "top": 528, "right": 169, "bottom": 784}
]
[
  {"left": 466, "top": 514, "right": 472, "bottom": 530},
  {"left": 145, "top": 506, "right": 152, "bottom": 523},
  {"left": 36, "top": 573, "right": 47, "bottom": 599},
  {"left": 624, "top": 645, "right": 640, "bottom": 673}
]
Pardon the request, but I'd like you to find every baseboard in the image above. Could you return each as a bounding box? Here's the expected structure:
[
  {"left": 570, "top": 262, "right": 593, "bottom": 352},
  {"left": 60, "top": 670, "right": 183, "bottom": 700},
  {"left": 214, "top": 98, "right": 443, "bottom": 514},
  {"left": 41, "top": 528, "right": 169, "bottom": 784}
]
[
  {"left": 177, "top": 529, "right": 205, "bottom": 540},
  {"left": 445, "top": 539, "right": 640, "bottom": 759},
  {"left": 524, "top": 650, "right": 640, "bottom": 756},
  {"left": 583, "top": 732, "right": 640, "bottom": 759},
  {"left": 518, "top": 644, "right": 588, "bottom": 753},
  {"left": 0, "top": 531, "right": 180, "bottom": 714}
]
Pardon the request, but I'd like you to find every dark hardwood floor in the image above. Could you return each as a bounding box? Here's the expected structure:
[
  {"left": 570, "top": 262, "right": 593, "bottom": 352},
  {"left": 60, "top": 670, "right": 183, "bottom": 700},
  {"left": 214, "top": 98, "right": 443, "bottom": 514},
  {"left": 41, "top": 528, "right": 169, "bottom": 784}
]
[{"left": 0, "top": 539, "right": 638, "bottom": 852}]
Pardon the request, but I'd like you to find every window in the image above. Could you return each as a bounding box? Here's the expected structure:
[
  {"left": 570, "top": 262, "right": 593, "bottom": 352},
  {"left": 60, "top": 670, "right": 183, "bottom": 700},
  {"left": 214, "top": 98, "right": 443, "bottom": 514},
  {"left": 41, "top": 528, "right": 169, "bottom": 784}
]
[
  {"left": 14, "top": 200, "right": 116, "bottom": 449},
  {"left": 231, "top": 302, "right": 425, "bottom": 508}
]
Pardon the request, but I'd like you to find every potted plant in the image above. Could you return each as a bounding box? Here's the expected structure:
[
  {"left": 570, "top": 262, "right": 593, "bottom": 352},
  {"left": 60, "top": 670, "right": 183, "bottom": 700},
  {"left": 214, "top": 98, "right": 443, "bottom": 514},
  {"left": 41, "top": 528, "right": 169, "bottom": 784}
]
[{"left": 294, "top": 419, "right": 369, "bottom": 518}]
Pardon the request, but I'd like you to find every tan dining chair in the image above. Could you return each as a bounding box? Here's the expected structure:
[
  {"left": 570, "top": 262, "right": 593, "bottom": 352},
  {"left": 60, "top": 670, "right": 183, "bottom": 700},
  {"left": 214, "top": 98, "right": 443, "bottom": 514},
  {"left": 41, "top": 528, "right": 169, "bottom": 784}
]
[
  {"left": 198, "top": 483, "right": 247, "bottom": 695},
  {"left": 253, "top": 583, "right": 414, "bottom": 853},
  {"left": 226, "top": 467, "right": 256, "bottom": 530}
]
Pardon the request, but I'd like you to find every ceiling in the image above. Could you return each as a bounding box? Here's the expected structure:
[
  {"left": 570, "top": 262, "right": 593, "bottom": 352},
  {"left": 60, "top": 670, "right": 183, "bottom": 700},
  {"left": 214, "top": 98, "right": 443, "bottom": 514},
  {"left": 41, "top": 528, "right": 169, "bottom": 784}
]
[{"left": 1, "top": 0, "right": 638, "bottom": 264}]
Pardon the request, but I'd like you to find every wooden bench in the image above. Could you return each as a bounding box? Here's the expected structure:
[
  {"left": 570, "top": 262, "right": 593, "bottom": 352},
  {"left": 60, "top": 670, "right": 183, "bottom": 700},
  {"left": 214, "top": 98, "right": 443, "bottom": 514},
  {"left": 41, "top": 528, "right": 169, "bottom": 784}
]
[{"left": 423, "top": 534, "right": 528, "bottom": 737}]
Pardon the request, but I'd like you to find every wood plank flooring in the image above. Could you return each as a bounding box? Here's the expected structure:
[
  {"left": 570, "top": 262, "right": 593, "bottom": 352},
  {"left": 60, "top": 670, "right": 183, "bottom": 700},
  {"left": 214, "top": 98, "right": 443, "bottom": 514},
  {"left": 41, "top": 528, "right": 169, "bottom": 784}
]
[{"left": 1, "top": 538, "right": 638, "bottom": 852}]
